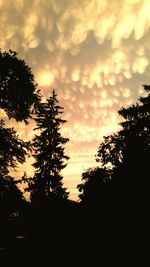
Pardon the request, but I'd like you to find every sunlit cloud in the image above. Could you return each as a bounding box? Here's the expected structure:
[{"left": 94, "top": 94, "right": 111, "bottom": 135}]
[
  {"left": 1, "top": 0, "right": 150, "bottom": 199},
  {"left": 37, "top": 70, "right": 55, "bottom": 87}
]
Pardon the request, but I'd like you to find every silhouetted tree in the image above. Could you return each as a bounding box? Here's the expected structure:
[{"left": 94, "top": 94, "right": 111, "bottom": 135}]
[
  {"left": 0, "top": 174, "right": 25, "bottom": 218},
  {"left": 0, "top": 49, "right": 39, "bottom": 216},
  {"left": 77, "top": 85, "right": 150, "bottom": 224},
  {"left": 0, "top": 119, "right": 30, "bottom": 217},
  {"left": 0, "top": 49, "right": 39, "bottom": 176},
  {"left": 30, "top": 90, "right": 69, "bottom": 202},
  {"left": 77, "top": 167, "right": 112, "bottom": 204},
  {"left": 96, "top": 85, "right": 150, "bottom": 222},
  {"left": 0, "top": 49, "right": 39, "bottom": 122},
  {"left": 0, "top": 119, "right": 30, "bottom": 176},
  {"left": 77, "top": 167, "right": 113, "bottom": 225},
  {"left": 97, "top": 85, "right": 150, "bottom": 168}
]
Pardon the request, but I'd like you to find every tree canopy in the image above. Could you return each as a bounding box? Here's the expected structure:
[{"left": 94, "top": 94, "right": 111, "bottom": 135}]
[
  {"left": 0, "top": 50, "right": 39, "bottom": 217},
  {"left": 97, "top": 85, "right": 150, "bottom": 170},
  {"left": 0, "top": 119, "right": 30, "bottom": 177},
  {"left": 77, "top": 167, "right": 112, "bottom": 205},
  {"left": 78, "top": 85, "right": 150, "bottom": 221},
  {"left": 0, "top": 50, "right": 39, "bottom": 122}
]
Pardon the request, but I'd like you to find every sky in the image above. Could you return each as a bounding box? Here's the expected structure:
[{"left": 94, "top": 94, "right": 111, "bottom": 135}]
[{"left": 0, "top": 0, "right": 150, "bottom": 200}]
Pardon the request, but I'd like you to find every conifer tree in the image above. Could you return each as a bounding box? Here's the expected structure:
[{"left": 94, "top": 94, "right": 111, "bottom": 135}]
[{"left": 31, "top": 90, "right": 69, "bottom": 201}]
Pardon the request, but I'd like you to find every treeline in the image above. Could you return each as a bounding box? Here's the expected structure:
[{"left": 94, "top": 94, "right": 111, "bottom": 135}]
[
  {"left": 0, "top": 50, "right": 150, "bottom": 227},
  {"left": 0, "top": 50, "right": 70, "bottom": 219},
  {"left": 78, "top": 84, "right": 150, "bottom": 227}
]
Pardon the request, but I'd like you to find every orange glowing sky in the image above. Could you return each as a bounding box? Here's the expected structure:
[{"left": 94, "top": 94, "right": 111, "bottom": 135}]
[{"left": 0, "top": 0, "right": 150, "bottom": 200}]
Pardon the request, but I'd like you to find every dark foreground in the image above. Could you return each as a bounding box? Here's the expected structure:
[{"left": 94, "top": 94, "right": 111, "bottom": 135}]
[{"left": 0, "top": 217, "right": 150, "bottom": 267}]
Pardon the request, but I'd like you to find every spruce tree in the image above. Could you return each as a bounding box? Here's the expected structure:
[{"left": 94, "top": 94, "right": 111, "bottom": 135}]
[{"left": 31, "top": 90, "right": 69, "bottom": 201}]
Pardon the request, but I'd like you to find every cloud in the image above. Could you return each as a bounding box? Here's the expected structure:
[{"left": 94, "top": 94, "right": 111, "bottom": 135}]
[{"left": 1, "top": 0, "right": 150, "bottom": 199}]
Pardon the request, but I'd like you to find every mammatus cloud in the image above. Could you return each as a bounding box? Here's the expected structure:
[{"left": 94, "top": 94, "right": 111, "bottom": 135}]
[{"left": 1, "top": 0, "right": 150, "bottom": 200}]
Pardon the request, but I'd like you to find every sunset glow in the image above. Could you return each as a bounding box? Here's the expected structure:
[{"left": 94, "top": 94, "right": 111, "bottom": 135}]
[
  {"left": 37, "top": 71, "right": 54, "bottom": 87},
  {"left": 1, "top": 0, "right": 150, "bottom": 200}
]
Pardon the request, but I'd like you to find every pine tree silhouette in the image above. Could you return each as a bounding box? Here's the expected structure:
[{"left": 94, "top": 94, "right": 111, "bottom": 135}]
[{"left": 30, "top": 90, "right": 69, "bottom": 202}]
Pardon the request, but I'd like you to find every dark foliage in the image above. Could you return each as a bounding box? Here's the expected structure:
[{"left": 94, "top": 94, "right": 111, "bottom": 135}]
[
  {"left": 28, "top": 90, "right": 69, "bottom": 201},
  {"left": 97, "top": 84, "right": 150, "bottom": 170},
  {"left": 0, "top": 119, "right": 30, "bottom": 176},
  {"left": 0, "top": 49, "right": 39, "bottom": 219},
  {"left": 0, "top": 174, "right": 25, "bottom": 218},
  {"left": 0, "top": 49, "right": 39, "bottom": 122},
  {"left": 0, "top": 119, "right": 30, "bottom": 218},
  {"left": 77, "top": 85, "right": 150, "bottom": 228},
  {"left": 77, "top": 167, "right": 112, "bottom": 204},
  {"left": 96, "top": 85, "right": 150, "bottom": 223}
]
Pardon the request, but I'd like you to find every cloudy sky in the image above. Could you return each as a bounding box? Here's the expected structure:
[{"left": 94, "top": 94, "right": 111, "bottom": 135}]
[{"left": 1, "top": 0, "right": 150, "bottom": 200}]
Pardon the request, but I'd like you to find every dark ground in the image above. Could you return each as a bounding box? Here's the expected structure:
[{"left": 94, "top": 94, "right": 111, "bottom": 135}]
[{"left": 0, "top": 217, "right": 150, "bottom": 267}]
